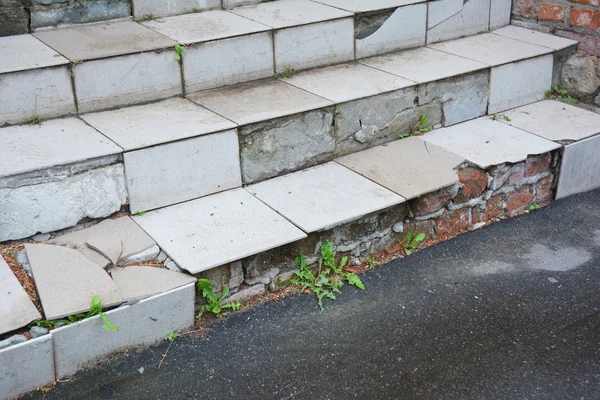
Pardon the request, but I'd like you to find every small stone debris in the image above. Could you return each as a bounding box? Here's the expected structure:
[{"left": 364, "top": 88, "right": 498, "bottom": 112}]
[
  {"left": 29, "top": 326, "right": 49, "bottom": 338},
  {"left": 14, "top": 250, "right": 32, "bottom": 277},
  {"left": 0, "top": 334, "right": 27, "bottom": 350},
  {"left": 138, "top": 367, "right": 145, "bottom": 375},
  {"left": 548, "top": 277, "right": 559, "bottom": 284}
]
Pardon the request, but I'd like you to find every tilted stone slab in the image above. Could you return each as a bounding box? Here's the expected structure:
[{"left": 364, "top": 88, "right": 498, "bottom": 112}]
[
  {"left": 33, "top": 20, "right": 176, "bottom": 61},
  {"left": 247, "top": 162, "right": 405, "bottom": 232},
  {"left": 134, "top": 188, "right": 307, "bottom": 274},
  {"left": 25, "top": 243, "right": 122, "bottom": 319},
  {"left": 0, "top": 256, "right": 41, "bottom": 335},
  {"left": 557, "top": 135, "right": 600, "bottom": 199},
  {"left": 283, "top": 63, "right": 415, "bottom": 103},
  {"left": 132, "top": 0, "right": 221, "bottom": 19},
  {"left": 0, "top": 118, "right": 122, "bottom": 178},
  {"left": 422, "top": 117, "right": 561, "bottom": 169},
  {"left": 427, "top": 0, "right": 490, "bottom": 44},
  {"left": 111, "top": 266, "right": 196, "bottom": 302},
  {"left": 360, "top": 46, "right": 487, "bottom": 84},
  {"left": 492, "top": 26, "right": 578, "bottom": 51},
  {"left": 489, "top": 0, "right": 512, "bottom": 30},
  {"left": 0, "top": 34, "right": 68, "bottom": 74},
  {"left": 428, "top": 33, "right": 552, "bottom": 66},
  {"left": 52, "top": 283, "right": 195, "bottom": 379},
  {"left": 0, "top": 335, "right": 54, "bottom": 400},
  {"left": 336, "top": 137, "right": 464, "bottom": 200},
  {"left": 312, "top": 0, "right": 426, "bottom": 12},
  {"left": 81, "top": 98, "right": 237, "bottom": 151},
  {"left": 0, "top": 163, "right": 127, "bottom": 242},
  {"left": 48, "top": 217, "right": 157, "bottom": 268},
  {"left": 500, "top": 100, "right": 600, "bottom": 143},
  {"left": 124, "top": 129, "right": 242, "bottom": 213}
]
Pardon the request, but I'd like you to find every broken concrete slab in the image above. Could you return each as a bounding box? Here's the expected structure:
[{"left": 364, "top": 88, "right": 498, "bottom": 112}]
[
  {"left": 501, "top": 100, "right": 600, "bottom": 142},
  {"left": 247, "top": 162, "right": 405, "bottom": 232},
  {"left": 427, "top": 0, "right": 490, "bottom": 43},
  {"left": 0, "top": 256, "right": 41, "bottom": 335},
  {"left": 111, "top": 266, "right": 196, "bottom": 302},
  {"left": 312, "top": 0, "right": 426, "bottom": 13},
  {"left": 492, "top": 25, "right": 577, "bottom": 51},
  {"left": 336, "top": 137, "right": 464, "bottom": 199},
  {"left": 422, "top": 117, "right": 561, "bottom": 169},
  {"left": 48, "top": 217, "right": 157, "bottom": 268},
  {"left": 0, "top": 34, "right": 68, "bottom": 74},
  {"left": 134, "top": 188, "right": 307, "bottom": 274},
  {"left": 33, "top": 20, "right": 176, "bottom": 61},
  {"left": 86, "top": 236, "right": 122, "bottom": 267},
  {"left": 25, "top": 244, "right": 121, "bottom": 320},
  {"left": 557, "top": 135, "right": 600, "bottom": 199}
]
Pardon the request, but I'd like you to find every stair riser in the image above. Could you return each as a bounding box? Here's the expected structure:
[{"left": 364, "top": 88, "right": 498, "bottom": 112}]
[{"left": 557, "top": 135, "right": 600, "bottom": 199}]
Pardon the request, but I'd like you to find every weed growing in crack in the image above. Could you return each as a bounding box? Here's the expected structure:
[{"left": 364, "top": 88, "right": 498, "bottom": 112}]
[
  {"left": 398, "top": 114, "right": 433, "bottom": 138},
  {"left": 197, "top": 279, "right": 241, "bottom": 318},
  {"left": 174, "top": 44, "right": 184, "bottom": 61},
  {"left": 291, "top": 241, "right": 365, "bottom": 311},
  {"left": 546, "top": 85, "right": 578, "bottom": 104},
  {"left": 33, "top": 296, "right": 118, "bottom": 331},
  {"left": 404, "top": 231, "right": 425, "bottom": 256},
  {"left": 142, "top": 14, "right": 164, "bottom": 23},
  {"left": 366, "top": 255, "right": 379, "bottom": 270},
  {"left": 275, "top": 66, "right": 295, "bottom": 79},
  {"left": 491, "top": 113, "right": 511, "bottom": 121}
]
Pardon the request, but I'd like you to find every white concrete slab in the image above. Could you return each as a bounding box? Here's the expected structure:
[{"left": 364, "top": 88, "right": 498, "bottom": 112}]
[
  {"left": 48, "top": 217, "right": 157, "bottom": 268},
  {"left": 111, "top": 266, "right": 196, "bottom": 302},
  {"left": 336, "top": 137, "right": 464, "bottom": 199},
  {"left": 428, "top": 33, "right": 552, "bottom": 66},
  {"left": 86, "top": 236, "right": 122, "bottom": 267},
  {"left": 490, "top": 0, "right": 512, "bottom": 30},
  {"left": 182, "top": 32, "right": 274, "bottom": 92},
  {"left": 0, "top": 335, "right": 55, "bottom": 400},
  {"left": 230, "top": 0, "right": 352, "bottom": 29},
  {"left": 557, "top": 135, "right": 600, "bottom": 199},
  {"left": 53, "top": 283, "right": 194, "bottom": 379},
  {"left": 132, "top": 0, "right": 221, "bottom": 19},
  {"left": 188, "top": 79, "right": 333, "bottom": 125},
  {"left": 422, "top": 117, "right": 561, "bottom": 169},
  {"left": 492, "top": 25, "right": 577, "bottom": 51},
  {"left": 134, "top": 188, "right": 307, "bottom": 274},
  {"left": 33, "top": 20, "right": 177, "bottom": 61},
  {"left": 501, "top": 100, "right": 600, "bottom": 142},
  {"left": 0, "top": 66, "right": 76, "bottom": 125},
  {"left": 274, "top": 18, "right": 355, "bottom": 71},
  {"left": 247, "top": 162, "right": 405, "bottom": 232},
  {"left": 81, "top": 98, "right": 236, "bottom": 151},
  {"left": 73, "top": 50, "right": 183, "bottom": 113},
  {"left": 356, "top": 4, "right": 426, "bottom": 59},
  {"left": 427, "top": 0, "right": 491, "bottom": 43},
  {"left": 0, "top": 34, "right": 68, "bottom": 74},
  {"left": 25, "top": 244, "right": 122, "bottom": 320},
  {"left": 361, "top": 46, "right": 487, "bottom": 84},
  {"left": 0, "top": 118, "right": 122, "bottom": 178},
  {"left": 489, "top": 55, "right": 553, "bottom": 114},
  {"left": 283, "top": 63, "right": 415, "bottom": 103},
  {"left": 312, "top": 0, "right": 426, "bottom": 12},
  {"left": 0, "top": 256, "right": 41, "bottom": 335},
  {"left": 141, "top": 10, "right": 270, "bottom": 44},
  {"left": 124, "top": 129, "right": 242, "bottom": 213}
]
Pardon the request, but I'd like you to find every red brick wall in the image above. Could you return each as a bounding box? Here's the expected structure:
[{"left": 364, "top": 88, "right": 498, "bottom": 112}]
[{"left": 512, "top": 0, "right": 600, "bottom": 56}]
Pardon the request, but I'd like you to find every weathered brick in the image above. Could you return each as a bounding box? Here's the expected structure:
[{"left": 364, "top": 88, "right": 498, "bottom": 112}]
[
  {"left": 505, "top": 185, "right": 534, "bottom": 212},
  {"left": 512, "top": 0, "right": 538, "bottom": 18},
  {"left": 485, "top": 195, "right": 505, "bottom": 220},
  {"left": 454, "top": 167, "right": 488, "bottom": 203},
  {"left": 570, "top": 8, "right": 600, "bottom": 30},
  {"left": 535, "top": 175, "right": 554, "bottom": 201},
  {"left": 571, "top": 0, "right": 600, "bottom": 5},
  {"left": 525, "top": 153, "right": 552, "bottom": 177},
  {"left": 555, "top": 30, "right": 600, "bottom": 57},
  {"left": 410, "top": 186, "right": 455, "bottom": 217},
  {"left": 435, "top": 209, "right": 471, "bottom": 237},
  {"left": 539, "top": 2, "right": 566, "bottom": 22}
]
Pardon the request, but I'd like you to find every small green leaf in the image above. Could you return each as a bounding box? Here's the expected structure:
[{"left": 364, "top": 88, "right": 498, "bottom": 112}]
[
  {"left": 88, "top": 295, "right": 103, "bottom": 317},
  {"left": 405, "top": 249, "right": 412, "bottom": 256},
  {"left": 100, "top": 313, "right": 119, "bottom": 332},
  {"left": 135, "top": 211, "right": 146, "bottom": 216},
  {"left": 414, "top": 233, "right": 426, "bottom": 243},
  {"left": 166, "top": 331, "right": 177, "bottom": 341},
  {"left": 346, "top": 274, "right": 365, "bottom": 290}
]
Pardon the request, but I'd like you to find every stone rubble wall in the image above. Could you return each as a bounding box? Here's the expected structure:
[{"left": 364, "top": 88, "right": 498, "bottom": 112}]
[
  {"left": 512, "top": 0, "right": 600, "bottom": 105},
  {"left": 197, "top": 150, "right": 561, "bottom": 307}
]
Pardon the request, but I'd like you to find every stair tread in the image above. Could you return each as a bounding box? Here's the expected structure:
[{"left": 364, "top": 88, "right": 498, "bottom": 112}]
[
  {"left": 0, "top": 118, "right": 122, "bottom": 178},
  {"left": 428, "top": 32, "right": 552, "bottom": 67},
  {"left": 133, "top": 188, "right": 307, "bottom": 274},
  {"left": 111, "top": 266, "right": 196, "bottom": 303},
  {"left": 336, "top": 137, "right": 464, "bottom": 200},
  {"left": 501, "top": 100, "right": 600, "bottom": 143},
  {"left": 33, "top": 20, "right": 176, "bottom": 62},
  {"left": 361, "top": 46, "right": 487, "bottom": 84},
  {"left": 422, "top": 117, "right": 562, "bottom": 169},
  {"left": 282, "top": 63, "right": 415, "bottom": 103},
  {"left": 492, "top": 25, "right": 578, "bottom": 51},
  {"left": 188, "top": 79, "right": 333, "bottom": 125},
  {"left": 230, "top": 0, "right": 352, "bottom": 29},
  {"left": 247, "top": 162, "right": 405, "bottom": 233},
  {"left": 0, "top": 34, "right": 69, "bottom": 74},
  {"left": 141, "top": 10, "right": 271, "bottom": 45},
  {"left": 0, "top": 255, "right": 41, "bottom": 335},
  {"left": 312, "top": 0, "right": 427, "bottom": 13},
  {"left": 81, "top": 98, "right": 237, "bottom": 151}
]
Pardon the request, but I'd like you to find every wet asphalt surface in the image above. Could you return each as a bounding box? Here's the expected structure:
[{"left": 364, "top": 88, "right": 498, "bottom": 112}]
[{"left": 25, "top": 190, "right": 600, "bottom": 400}]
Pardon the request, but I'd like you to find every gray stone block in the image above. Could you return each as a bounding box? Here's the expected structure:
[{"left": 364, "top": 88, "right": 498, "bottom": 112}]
[
  {"left": 0, "top": 164, "right": 127, "bottom": 241},
  {"left": 0, "top": 335, "right": 55, "bottom": 400},
  {"left": 557, "top": 135, "right": 600, "bottom": 199},
  {"left": 32, "top": 0, "right": 131, "bottom": 28},
  {"left": 133, "top": 0, "right": 220, "bottom": 19},
  {"left": 240, "top": 109, "right": 335, "bottom": 184},
  {"left": 0, "top": 5, "right": 29, "bottom": 37},
  {"left": 53, "top": 283, "right": 195, "bottom": 379}
]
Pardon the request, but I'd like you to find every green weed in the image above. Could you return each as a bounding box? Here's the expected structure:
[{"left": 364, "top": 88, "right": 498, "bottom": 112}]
[
  {"left": 33, "top": 296, "right": 118, "bottom": 331},
  {"left": 491, "top": 113, "right": 511, "bottom": 121},
  {"left": 135, "top": 211, "right": 146, "bottom": 216},
  {"left": 174, "top": 44, "right": 184, "bottom": 61},
  {"left": 142, "top": 14, "right": 164, "bottom": 23},
  {"left": 197, "top": 279, "right": 241, "bottom": 317},
  {"left": 366, "top": 256, "right": 379, "bottom": 270},
  {"left": 166, "top": 331, "right": 178, "bottom": 341},
  {"left": 529, "top": 204, "right": 541, "bottom": 211},
  {"left": 275, "top": 66, "right": 295, "bottom": 79},
  {"left": 404, "top": 231, "right": 425, "bottom": 256},
  {"left": 545, "top": 85, "right": 579, "bottom": 104},
  {"left": 398, "top": 114, "right": 433, "bottom": 138}
]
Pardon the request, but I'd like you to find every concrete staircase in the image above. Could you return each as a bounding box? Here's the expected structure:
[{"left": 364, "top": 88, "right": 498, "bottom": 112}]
[{"left": 3, "top": 0, "right": 600, "bottom": 398}]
